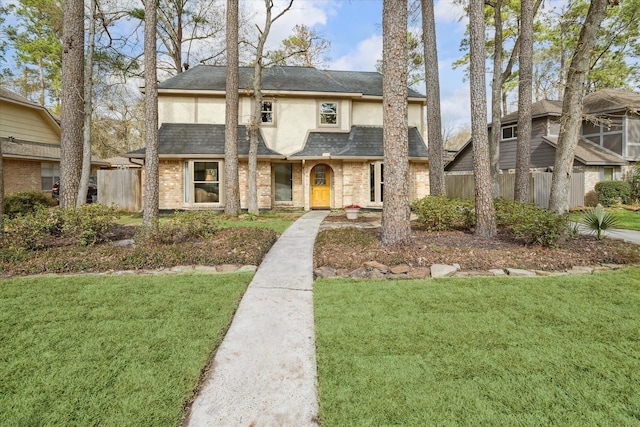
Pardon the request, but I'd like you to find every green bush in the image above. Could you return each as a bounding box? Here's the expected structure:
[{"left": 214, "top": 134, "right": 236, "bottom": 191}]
[
  {"left": 3, "top": 208, "right": 64, "bottom": 250},
  {"left": 595, "top": 180, "right": 631, "bottom": 207},
  {"left": 494, "top": 198, "right": 568, "bottom": 247},
  {"left": 411, "top": 195, "right": 475, "bottom": 231},
  {"left": 61, "top": 204, "right": 119, "bottom": 246},
  {"left": 629, "top": 165, "right": 640, "bottom": 204},
  {"left": 135, "top": 210, "right": 219, "bottom": 245},
  {"left": 4, "top": 191, "right": 53, "bottom": 218}
]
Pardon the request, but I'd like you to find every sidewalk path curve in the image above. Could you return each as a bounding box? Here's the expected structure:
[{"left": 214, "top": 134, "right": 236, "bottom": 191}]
[{"left": 185, "top": 210, "right": 329, "bottom": 427}]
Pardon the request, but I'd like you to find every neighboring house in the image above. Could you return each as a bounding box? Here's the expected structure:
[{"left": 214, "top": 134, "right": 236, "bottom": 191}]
[
  {"left": 126, "top": 65, "right": 429, "bottom": 210},
  {"left": 446, "top": 89, "right": 640, "bottom": 199},
  {"left": 0, "top": 87, "right": 109, "bottom": 195}
]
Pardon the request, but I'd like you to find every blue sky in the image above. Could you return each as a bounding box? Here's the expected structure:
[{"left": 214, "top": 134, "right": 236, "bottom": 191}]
[{"left": 248, "top": 0, "right": 471, "bottom": 127}]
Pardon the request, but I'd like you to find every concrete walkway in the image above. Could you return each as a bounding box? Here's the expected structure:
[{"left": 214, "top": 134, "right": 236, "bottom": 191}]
[
  {"left": 574, "top": 223, "right": 640, "bottom": 245},
  {"left": 185, "top": 210, "right": 329, "bottom": 427}
]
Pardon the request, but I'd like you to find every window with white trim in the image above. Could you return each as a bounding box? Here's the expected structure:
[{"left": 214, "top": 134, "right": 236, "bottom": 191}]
[
  {"left": 501, "top": 125, "right": 518, "bottom": 140},
  {"left": 319, "top": 102, "right": 338, "bottom": 126},
  {"left": 261, "top": 100, "right": 274, "bottom": 124},
  {"left": 369, "top": 162, "right": 384, "bottom": 203},
  {"left": 184, "top": 160, "right": 221, "bottom": 204},
  {"left": 41, "top": 162, "right": 60, "bottom": 191}
]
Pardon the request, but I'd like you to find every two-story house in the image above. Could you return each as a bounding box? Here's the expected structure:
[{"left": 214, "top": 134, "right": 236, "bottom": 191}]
[
  {"left": 127, "top": 65, "right": 429, "bottom": 210},
  {"left": 445, "top": 89, "right": 640, "bottom": 201}
]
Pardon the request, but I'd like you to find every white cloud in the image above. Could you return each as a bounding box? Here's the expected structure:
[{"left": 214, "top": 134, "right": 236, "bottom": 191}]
[
  {"left": 329, "top": 34, "right": 382, "bottom": 72},
  {"left": 440, "top": 85, "right": 471, "bottom": 127},
  {"left": 434, "top": 0, "right": 467, "bottom": 24},
  {"left": 242, "top": 0, "right": 339, "bottom": 51}
]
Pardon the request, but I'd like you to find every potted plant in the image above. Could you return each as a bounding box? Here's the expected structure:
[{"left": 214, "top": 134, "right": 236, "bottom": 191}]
[{"left": 344, "top": 203, "right": 361, "bottom": 220}]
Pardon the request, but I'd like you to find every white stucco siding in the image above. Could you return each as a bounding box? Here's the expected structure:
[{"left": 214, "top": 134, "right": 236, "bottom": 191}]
[
  {"left": 159, "top": 96, "right": 197, "bottom": 124},
  {"left": 262, "top": 98, "right": 318, "bottom": 155},
  {"left": 352, "top": 101, "right": 424, "bottom": 129},
  {"left": 196, "top": 97, "right": 226, "bottom": 124}
]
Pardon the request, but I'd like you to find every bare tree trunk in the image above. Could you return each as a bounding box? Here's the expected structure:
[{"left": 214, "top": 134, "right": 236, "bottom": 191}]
[
  {"left": 78, "top": 0, "right": 97, "bottom": 207},
  {"left": 381, "top": 0, "right": 411, "bottom": 246},
  {"left": 0, "top": 140, "right": 4, "bottom": 240},
  {"left": 490, "top": 0, "right": 503, "bottom": 198},
  {"left": 549, "top": 0, "right": 609, "bottom": 214},
  {"left": 422, "top": 0, "right": 445, "bottom": 196},
  {"left": 247, "top": 0, "right": 293, "bottom": 215},
  {"left": 224, "top": 0, "right": 240, "bottom": 215},
  {"left": 143, "top": 0, "right": 159, "bottom": 227},
  {"left": 38, "top": 58, "right": 45, "bottom": 107},
  {"left": 514, "top": 0, "right": 534, "bottom": 203},
  {"left": 469, "top": 0, "right": 496, "bottom": 237},
  {"left": 60, "top": 0, "right": 84, "bottom": 210}
]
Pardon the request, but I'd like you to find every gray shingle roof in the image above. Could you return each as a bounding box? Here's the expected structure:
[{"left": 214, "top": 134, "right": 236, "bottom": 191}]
[
  {"left": 0, "top": 87, "right": 38, "bottom": 105},
  {"left": 290, "top": 126, "right": 428, "bottom": 159},
  {"left": 158, "top": 65, "right": 426, "bottom": 98},
  {"left": 543, "top": 136, "right": 627, "bottom": 165},
  {"left": 501, "top": 99, "right": 563, "bottom": 125},
  {"left": 126, "top": 124, "right": 282, "bottom": 158},
  {"left": 583, "top": 89, "right": 640, "bottom": 114}
]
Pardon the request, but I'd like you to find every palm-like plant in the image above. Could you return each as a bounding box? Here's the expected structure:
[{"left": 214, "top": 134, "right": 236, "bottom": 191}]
[{"left": 581, "top": 204, "right": 620, "bottom": 240}]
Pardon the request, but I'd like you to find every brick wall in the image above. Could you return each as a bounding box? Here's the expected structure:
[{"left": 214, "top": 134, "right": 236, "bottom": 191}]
[
  {"left": 4, "top": 159, "right": 41, "bottom": 193},
  {"left": 158, "top": 160, "right": 184, "bottom": 209},
  {"left": 238, "top": 161, "right": 272, "bottom": 210}
]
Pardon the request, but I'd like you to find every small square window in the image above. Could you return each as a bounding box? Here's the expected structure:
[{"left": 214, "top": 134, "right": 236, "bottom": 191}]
[
  {"left": 320, "top": 102, "right": 338, "bottom": 125},
  {"left": 501, "top": 125, "right": 517, "bottom": 140},
  {"left": 261, "top": 101, "right": 273, "bottom": 124}
]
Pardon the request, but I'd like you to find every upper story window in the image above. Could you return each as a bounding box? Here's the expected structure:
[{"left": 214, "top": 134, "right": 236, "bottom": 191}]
[
  {"left": 581, "top": 117, "right": 624, "bottom": 155},
  {"left": 501, "top": 125, "right": 517, "bottom": 140},
  {"left": 319, "top": 102, "right": 338, "bottom": 126},
  {"left": 261, "top": 100, "right": 274, "bottom": 124}
]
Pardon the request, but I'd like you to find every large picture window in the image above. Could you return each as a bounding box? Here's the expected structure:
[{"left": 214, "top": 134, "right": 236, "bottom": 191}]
[
  {"left": 581, "top": 118, "right": 624, "bottom": 156},
  {"left": 185, "top": 161, "right": 221, "bottom": 204},
  {"left": 41, "top": 162, "right": 60, "bottom": 191},
  {"left": 319, "top": 102, "right": 338, "bottom": 126},
  {"left": 369, "top": 162, "right": 384, "bottom": 203}
]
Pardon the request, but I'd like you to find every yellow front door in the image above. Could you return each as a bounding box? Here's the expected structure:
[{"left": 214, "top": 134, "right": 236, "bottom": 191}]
[{"left": 311, "top": 165, "right": 331, "bottom": 208}]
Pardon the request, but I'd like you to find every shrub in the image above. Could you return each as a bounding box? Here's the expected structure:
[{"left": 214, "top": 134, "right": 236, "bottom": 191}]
[
  {"left": 580, "top": 204, "right": 620, "bottom": 240},
  {"left": 494, "top": 198, "right": 568, "bottom": 247},
  {"left": 3, "top": 208, "right": 64, "bottom": 250},
  {"left": 61, "top": 203, "right": 119, "bottom": 246},
  {"left": 4, "top": 191, "right": 53, "bottom": 218},
  {"left": 135, "top": 210, "right": 219, "bottom": 245},
  {"left": 411, "top": 196, "right": 475, "bottom": 231},
  {"left": 595, "top": 180, "right": 631, "bottom": 207},
  {"left": 629, "top": 165, "right": 640, "bottom": 204}
]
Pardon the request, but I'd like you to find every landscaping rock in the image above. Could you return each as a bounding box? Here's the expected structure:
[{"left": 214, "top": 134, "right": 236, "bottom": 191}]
[
  {"left": 217, "top": 264, "right": 240, "bottom": 273},
  {"left": 506, "top": 268, "right": 536, "bottom": 277},
  {"left": 349, "top": 267, "right": 368, "bottom": 278},
  {"left": 194, "top": 266, "right": 220, "bottom": 274},
  {"left": 364, "top": 261, "right": 389, "bottom": 273},
  {"left": 567, "top": 266, "right": 594, "bottom": 275},
  {"left": 368, "top": 269, "right": 386, "bottom": 279},
  {"left": 237, "top": 265, "right": 258, "bottom": 273},
  {"left": 113, "top": 239, "right": 135, "bottom": 247},
  {"left": 489, "top": 269, "right": 506, "bottom": 276},
  {"left": 314, "top": 266, "right": 337, "bottom": 278},
  {"left": 408, "top": 267, "right": 430, "bottom": 279},
  {"left": 430, "top": 264, "right": 458, "bottom": 278},
  {"left": 389, "top": 264, "right": 411, "bottom": 274}
]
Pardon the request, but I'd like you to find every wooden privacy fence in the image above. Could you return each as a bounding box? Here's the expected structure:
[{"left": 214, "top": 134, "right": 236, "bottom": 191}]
[
  {"left": 97, "top": 169, "right": 142, "bottom": 212},
  {"left": 445, "top": 172, "right": 585, "bottom": 209}
]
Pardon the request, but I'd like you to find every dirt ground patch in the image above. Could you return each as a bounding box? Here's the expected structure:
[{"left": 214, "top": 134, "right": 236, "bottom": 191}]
[{"left": 315, "top": 213, "right": 640, "bottom": 272}]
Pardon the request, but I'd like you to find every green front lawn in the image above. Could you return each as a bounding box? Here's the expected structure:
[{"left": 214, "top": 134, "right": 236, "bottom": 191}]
[
  {"left": 571, "top": 207, "right": 640, "bottom": 231},
  {"left": 0, "top": 272, "right": 252, "bottom": 426},
  {"left": 315, "top": 268, "right": 640, "bottom": 426}
]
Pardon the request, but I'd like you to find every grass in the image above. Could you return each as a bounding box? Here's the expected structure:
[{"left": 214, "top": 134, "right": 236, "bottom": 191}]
[
  {"left": 0, "top": 272, "right": 252, "bottom": 426},
  {"left": 315, "top": 268, "right": 640, "bottom": 426},
  {"left": 571, "top": 206, "right": 640, "bottom": 231}
]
